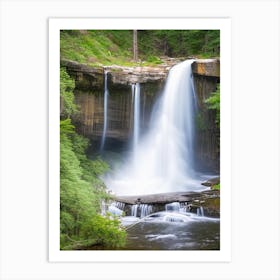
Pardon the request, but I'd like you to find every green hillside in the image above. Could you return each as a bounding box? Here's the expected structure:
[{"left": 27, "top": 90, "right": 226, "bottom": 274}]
[{"left": 60, "top": 30, "right": 220, "bottom": 66}]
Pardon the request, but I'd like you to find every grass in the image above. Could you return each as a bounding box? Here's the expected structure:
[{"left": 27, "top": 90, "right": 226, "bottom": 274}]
[
  {"left": 60, "top": 30, "right": 219, "bottom": 67},
  {"left": 60, "top": 30, "right": 163, "bottom": 67}
]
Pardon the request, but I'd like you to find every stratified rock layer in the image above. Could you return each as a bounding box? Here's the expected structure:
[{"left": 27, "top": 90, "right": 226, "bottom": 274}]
[
  {"left": 192, "top": 59, "right": 220, "bottom": 171},
  {"left": 192, "top": 59, "right": 220, "bottom": 77}
]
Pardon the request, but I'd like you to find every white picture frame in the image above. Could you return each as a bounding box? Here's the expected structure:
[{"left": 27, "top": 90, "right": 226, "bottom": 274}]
[{"left": 49, "top": 17, "right": 231, "bottom": 262}]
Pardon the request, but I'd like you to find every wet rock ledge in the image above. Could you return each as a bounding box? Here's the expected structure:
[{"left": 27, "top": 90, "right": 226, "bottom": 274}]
[
  {"left": 61, "top": 58, "right": 220, "bottom": 88},
  {"left": 114, "top": 189, "right": 220, "bottom": 218}
]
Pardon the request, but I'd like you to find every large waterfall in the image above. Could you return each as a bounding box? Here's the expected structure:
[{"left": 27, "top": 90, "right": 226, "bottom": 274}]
[{"left": 105, "top": 60, "right": 207, "bottom": 195}]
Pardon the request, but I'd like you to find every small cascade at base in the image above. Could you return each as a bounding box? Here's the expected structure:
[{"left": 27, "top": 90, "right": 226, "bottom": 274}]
[
  {"left": 108, "top": 201, "right": 125, "bottom": 216},
  {"left": 131, "top": 204, "right": 153, "bottom": 218},
  {"left": 165, "top": 202, "right": 180, "bottom": 212},
  {"left": 162, "top": 213, "right": 190, "bottom": 223},
  {"left": 107, "top": 200, "right": 209, "bottom": 226},
  {"left": 197, "top": 206, "right": 204, "bottom": 216}
]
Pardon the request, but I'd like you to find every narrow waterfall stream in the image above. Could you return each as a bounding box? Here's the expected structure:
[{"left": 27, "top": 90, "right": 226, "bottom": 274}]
[
  {"left": 133, "top": 83, "right": 141, "bottom": 153},
  {"left": 100, "top": 70, "right": 109, "bottom": 151},
  {"left": 131, "top": 83, "right": 141, "bottom": 167}
]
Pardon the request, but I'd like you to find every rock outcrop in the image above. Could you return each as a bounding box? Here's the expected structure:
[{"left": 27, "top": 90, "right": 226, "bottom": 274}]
[
  {"left": 192, "top": 59, "right": 220, "bottom": 171},
  {"left": 105, "top": 65, "right": 169, "bottom": 86},
  {"left": 61, "top": 59, "right": 103, "bottom": 92},
  {"left": 62, "top": 60, "right": 168, "bottom": 141},
  {"left": 201, "top": 176, "right": 220, "bottom": 186},
  {"left": 61, "top": 58, "right": 220, "bottom": 169},
  {"left": 192, "top": 59, "right": 220, "bottom": 77}
]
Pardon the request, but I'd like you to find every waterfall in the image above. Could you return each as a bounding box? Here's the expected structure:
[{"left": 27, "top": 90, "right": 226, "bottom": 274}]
[
  {"left": 165, "top": 202, "right": 190, "bottom": 213},
  {"left": 112, "top": 201, "right": 125, "bottom": 211},
  {"left": 131, "top": 204, "right": 153, "bottom": 218},
  {"left": 133, "top": 83, "right": 141, "bottom": 150},
  {"left": 100, "top": 70, "right": 109, "bottom": 151},
  {"left": 197, "top": 206, "right": 204, "bottom": 216},
  {"left": 106, "top": 60, "right": 207, "bottom": 195},
  {"left": 108, "top": 201, "right": 125, "bottom": 216},
  {"left": 132, "top": 83, "right": 141, "bottom": 154},
  {"left": 165, "top": 202, "right": 180, "bottom": 212}
]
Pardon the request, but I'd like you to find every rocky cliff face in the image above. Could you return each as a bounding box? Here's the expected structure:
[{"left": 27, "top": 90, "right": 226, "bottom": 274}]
[
  {"left": 192, "top": 59, "right": 220, "bottom": 171},
  {"left": 61, "top": 58, "right": 220, "bottom": 170},
  {"left": 61, "top": 60, "right": 167, "bottom": 143}
]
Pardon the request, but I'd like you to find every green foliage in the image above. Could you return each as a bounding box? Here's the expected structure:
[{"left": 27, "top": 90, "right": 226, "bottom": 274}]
[
  {"left": 60, "top": 30, "right": 133, "bottom": 66},
  {"left": 138, "top": 30, "right": 220, "bottom": 59},
  {"left": 60, "top": 124, "right": 95, "bottom": 234},
  {"left": 60, "top": 118, "right": 75, "bottom": 134},
  {"left": 92, "top": 157, "right": 110, "bottom": 177},
  {"left": 80, "top": 214, "right": 126, "bottom": 249},
  {"left": 60, "top": 67, "right": 78, "bottom": 118},
  {"left": 60, "top": 30, "right": 220, "bottom": 66},
  {"left": 145, "top": 55, "right": 162, "bottom": 64},
  {"left": 212, "top": 183, "right": 220, "bottom": 190},
  {"left": 59, "top": 70, "right": 126, "bottom": 250},
  {"left": 60, "top": 119, "right": 125, "bottom": 249},
  {"left": 205, "top": 84, "right": 220, "bottom": 128}
]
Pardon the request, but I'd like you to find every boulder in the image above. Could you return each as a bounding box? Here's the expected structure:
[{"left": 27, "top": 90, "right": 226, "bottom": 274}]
[
  {"left": 105, "top": 65, "right": 169, "bottom": 85},
  {"left": 201, "top": 176, "right": 220, "bottom": 186},
  {"left": 191, "top": 59, "right": 220, "bottom": 77}
]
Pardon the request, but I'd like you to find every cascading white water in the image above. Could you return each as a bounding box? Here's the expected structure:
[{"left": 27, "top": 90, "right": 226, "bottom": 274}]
[
  {"left": 100, "top": 70, "right": 109, "bottom": 151},
  {"left": 133, "top": 83, "right": 141, "bottom": 152},
  {"left": 131, "top": 204, "right": 153, "bottom": 218},
  {"left": 165, "top": 202, "right": 180, "bottom": 212},
  {"left": 105, "top": 60, "right": 207, "bottom": 195},
  {"left": 197, "top": 206, "right": 204, "bottom": 216}
]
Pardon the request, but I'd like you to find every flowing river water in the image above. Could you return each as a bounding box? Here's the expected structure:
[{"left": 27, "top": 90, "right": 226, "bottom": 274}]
[{"left": 124, "top": 217, "right": 220, "bottom": 250}]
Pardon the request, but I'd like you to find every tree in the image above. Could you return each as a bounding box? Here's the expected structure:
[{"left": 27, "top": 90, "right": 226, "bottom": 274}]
[
  {"left": 60, "top": 118, "right": 126, "bottom": 249},
  {"left": 60, "top": 67, "right": 77, "bottom": 118},
  {"left": 133, "top": 30, "right": 138, "bottom": 61}
]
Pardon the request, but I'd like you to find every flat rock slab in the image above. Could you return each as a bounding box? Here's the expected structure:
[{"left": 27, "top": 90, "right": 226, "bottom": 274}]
[
  {"left": 61, "top": 58, "right": 220, "bottom": 86},
  {"left": 201, "top": 176, "right": 220, "bottom": 186},
  {"left": 114, "top": 190, "right": 219, "bottom": 205},
  {"left": 192, "top": 59, "right": 220, "bottom": 77}
]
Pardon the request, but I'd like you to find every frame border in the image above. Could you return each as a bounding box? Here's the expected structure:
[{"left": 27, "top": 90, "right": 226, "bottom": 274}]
[{"left": 49, "top": 17, "right": 231, "bottom": 262}]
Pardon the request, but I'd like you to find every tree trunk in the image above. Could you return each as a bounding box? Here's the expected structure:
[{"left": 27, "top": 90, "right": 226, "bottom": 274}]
[{"left": 133, "top": 30, "right": 138, "bottom": 61}]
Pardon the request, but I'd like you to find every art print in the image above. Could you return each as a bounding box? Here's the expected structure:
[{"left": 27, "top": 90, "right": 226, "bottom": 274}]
[{"left": 49, "top": 18, "right": 231, "bottom": 261}]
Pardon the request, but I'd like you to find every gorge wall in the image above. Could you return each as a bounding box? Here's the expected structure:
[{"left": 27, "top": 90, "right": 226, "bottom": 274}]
[
  {"left": 192, "top": 59, "right": 220, "bottom": 171},
  {"left": 61, "top": 58, "right": 220, "bottom": 170},
  {"left": 62, "top": 60, "right": 167, "bottom": 143}
]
